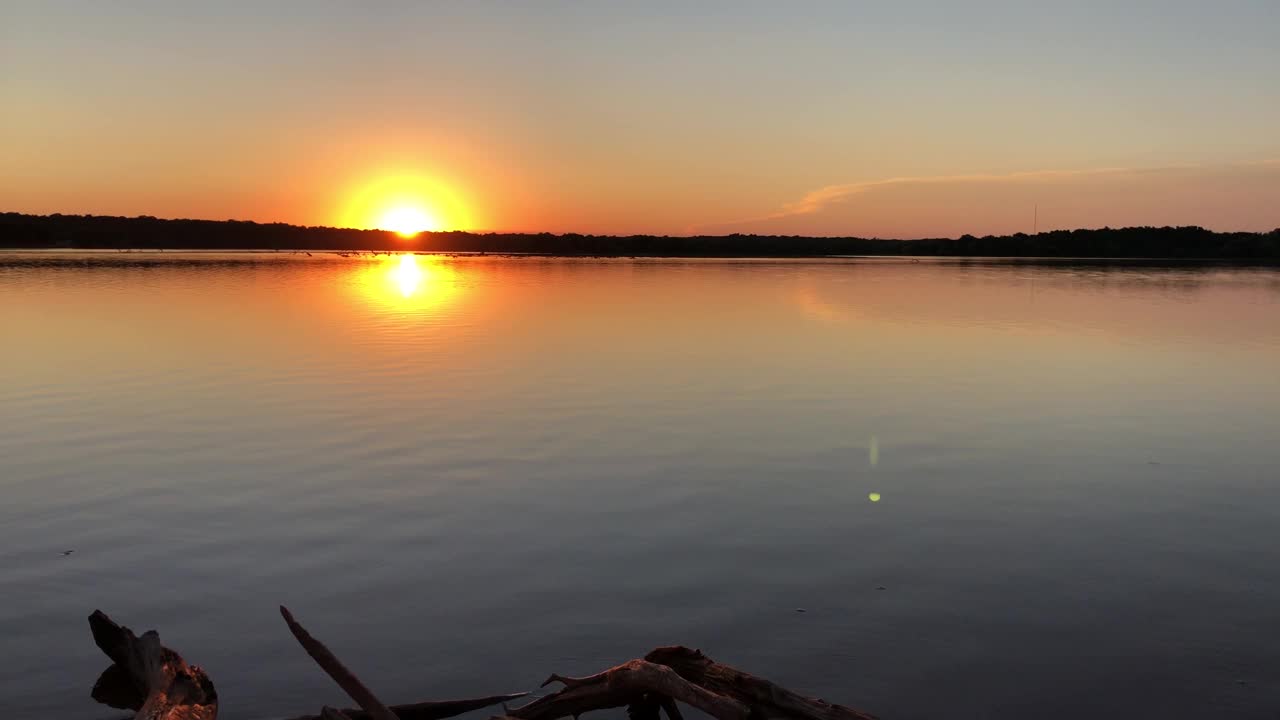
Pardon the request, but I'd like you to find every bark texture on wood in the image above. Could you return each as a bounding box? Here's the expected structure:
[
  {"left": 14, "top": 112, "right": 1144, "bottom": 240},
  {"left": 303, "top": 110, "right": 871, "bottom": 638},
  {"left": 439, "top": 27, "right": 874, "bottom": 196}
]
[
  {"left": 644, "top": 646, "right": 878, "bottom": 720},
  {"left": 87, "top": 610, "right": 218, "bottom": 720}
]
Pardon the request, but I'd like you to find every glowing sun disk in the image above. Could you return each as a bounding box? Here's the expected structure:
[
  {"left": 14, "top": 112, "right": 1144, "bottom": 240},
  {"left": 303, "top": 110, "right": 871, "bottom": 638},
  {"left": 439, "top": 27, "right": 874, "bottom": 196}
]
[{"left": 379, "top": 206, "right": 438, "bottom": 237}]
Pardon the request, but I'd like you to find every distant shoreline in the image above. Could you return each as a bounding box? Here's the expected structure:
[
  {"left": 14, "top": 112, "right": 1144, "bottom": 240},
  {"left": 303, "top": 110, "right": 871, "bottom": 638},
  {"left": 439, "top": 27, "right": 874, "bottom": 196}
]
[
  {"left": 2, "top": 212, "right": 1277, "bottom": 260},
  {"left": 4, "top": 249, "right": 1279, "bottom": 269}
]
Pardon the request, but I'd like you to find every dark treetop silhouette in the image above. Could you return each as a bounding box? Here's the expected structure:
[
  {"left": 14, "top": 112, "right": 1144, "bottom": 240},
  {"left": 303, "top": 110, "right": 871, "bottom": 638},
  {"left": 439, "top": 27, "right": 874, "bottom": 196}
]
[{"left": 2, "top": 213, "right": 1278, "bottom": 259}]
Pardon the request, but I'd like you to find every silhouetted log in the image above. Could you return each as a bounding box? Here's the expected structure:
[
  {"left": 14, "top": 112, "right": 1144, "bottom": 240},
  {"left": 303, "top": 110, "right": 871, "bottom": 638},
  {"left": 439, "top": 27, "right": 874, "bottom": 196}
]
[
  {"left": 283, "top": 694, "right": 532, "bottom": 720},
  {"left": 93, "top": 660, "right": 147, "bottom": 710},
  {"left": 277, "top": 605, "right": 526, "bottom": 720},
  {"left": 505, "top": 647, "right": 877, "bottom": 720},
  {"left": 506, "top": 659, "right": 750, "bottom": 720},
  {"left": 280, "top": 606, "right": 399, "bottom": 720},
  {"left": 644, "top": 646, "right": 877, "bottom": 720},
  {"left": 87, "top": 610, "right": 218, "bottom": 720}
]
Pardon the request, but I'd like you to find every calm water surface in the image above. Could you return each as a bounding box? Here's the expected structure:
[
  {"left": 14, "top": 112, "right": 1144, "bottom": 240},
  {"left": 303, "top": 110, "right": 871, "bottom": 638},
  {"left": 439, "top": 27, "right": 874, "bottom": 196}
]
[{"left": 2, "top": 253, "right": 1279, "bottom": 719}]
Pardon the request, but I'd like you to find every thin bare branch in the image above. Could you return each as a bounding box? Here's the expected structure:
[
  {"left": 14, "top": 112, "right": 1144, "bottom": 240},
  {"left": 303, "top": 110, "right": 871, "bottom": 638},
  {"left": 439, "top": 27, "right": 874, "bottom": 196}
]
[
  {"left": 284, "top": 695, "right": 530, "bottom": 720},
  {"left": 279, "top": 606, "right": 398, "bottom": 720},
  {"left": 539, "top": 670, "right": 614, "bottom": 690}
]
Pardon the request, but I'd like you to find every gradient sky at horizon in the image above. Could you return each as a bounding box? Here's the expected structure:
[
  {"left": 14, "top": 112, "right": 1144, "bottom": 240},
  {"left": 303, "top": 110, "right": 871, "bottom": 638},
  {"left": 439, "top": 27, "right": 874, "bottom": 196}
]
[{"left": 3, "top": 1, "right": 1278, "bottom": 237}]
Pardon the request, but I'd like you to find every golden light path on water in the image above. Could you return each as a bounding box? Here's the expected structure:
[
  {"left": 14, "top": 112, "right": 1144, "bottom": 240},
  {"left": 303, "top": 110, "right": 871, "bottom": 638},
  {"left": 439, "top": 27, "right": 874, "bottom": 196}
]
[
  {"left": 349, "top": 253, "right": 463, "bottom": 314},
  {"left": 392, "top": 254, "right": 423, "bottom": 297}
]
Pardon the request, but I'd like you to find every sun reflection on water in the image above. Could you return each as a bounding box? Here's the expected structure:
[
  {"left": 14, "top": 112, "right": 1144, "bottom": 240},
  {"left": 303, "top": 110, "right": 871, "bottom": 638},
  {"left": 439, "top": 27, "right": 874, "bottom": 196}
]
[
  {"left": 392, "top": 254, "right": 424, "bottom": 297},
  {"left": 349, "top": 253, "right": 462, "bottom": 314}
]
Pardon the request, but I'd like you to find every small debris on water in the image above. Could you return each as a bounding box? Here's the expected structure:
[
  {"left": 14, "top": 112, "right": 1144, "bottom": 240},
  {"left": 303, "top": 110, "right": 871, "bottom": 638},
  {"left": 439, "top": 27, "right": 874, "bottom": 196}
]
[
  {"left": 876, "top": 586, "right": 886, "bottom": 590},
  {"left": 795, "top": 608, "right": 807, "bottom": 613},
  {"left": 62, "top": 550, "right": 74, "bottom": 556}
]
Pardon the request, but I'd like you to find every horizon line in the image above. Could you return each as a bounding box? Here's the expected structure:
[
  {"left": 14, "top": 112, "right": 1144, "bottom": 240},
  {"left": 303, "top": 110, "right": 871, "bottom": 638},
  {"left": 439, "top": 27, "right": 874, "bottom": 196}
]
[{"left": 4, "top": 211, "right": 1277, "bottom": 242}]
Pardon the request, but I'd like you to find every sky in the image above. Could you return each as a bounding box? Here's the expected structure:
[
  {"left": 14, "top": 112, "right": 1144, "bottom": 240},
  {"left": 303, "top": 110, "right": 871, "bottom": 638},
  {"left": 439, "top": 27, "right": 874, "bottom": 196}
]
[{"left": 3, "top": 0, "right": 1278, "bottom": 237}]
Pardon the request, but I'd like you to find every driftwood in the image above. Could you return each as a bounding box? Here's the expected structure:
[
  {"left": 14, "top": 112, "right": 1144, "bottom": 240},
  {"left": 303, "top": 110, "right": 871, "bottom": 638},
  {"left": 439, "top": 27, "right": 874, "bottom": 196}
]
[
  {"left": 505, "top": 659, "right": 750, "bottom": 720},
  {"left": 643, "top": 646, "right": 878, "bottom": 720},
  {"left": 87, "top": 610, "right": 218, "bottom": 720},
  {"left": 278, "top": 606, "right": 528, "bottom": 720},
  {"left": 280, "top": 606, "right": 399, "bottom": 720},
  {"left": 87, "top": 608, "right": 878, "bottom": 720},
  {"left": 284, "top": 696, "right": 536, "bottom": 720},
  {"left": 501, "top": 647, "right": 878, "bottom": 720}
]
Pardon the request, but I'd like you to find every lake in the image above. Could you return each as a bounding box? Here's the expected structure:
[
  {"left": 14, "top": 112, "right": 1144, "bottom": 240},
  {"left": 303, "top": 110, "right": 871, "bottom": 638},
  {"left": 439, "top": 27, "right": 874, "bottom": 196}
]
[{"left": 2, "top": 252, "right": 1278, "bottom": 719}]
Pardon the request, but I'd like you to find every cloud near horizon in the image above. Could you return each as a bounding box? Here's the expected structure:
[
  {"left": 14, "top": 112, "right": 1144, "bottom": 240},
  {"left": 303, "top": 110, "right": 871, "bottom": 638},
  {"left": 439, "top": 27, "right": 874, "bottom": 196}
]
[{"left": 695, "top": 162, "right": 1280, "bottom": 238}]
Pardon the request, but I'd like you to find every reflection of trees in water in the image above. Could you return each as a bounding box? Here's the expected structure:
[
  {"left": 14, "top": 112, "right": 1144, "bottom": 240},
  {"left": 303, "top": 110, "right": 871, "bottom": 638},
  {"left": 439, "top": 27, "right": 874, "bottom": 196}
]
[
  {"left": 1019, "top": 268, "right": 1211, "bottom": 296},
  {"left": 936, "top": 259, "right": 1280, "bottom": 297},
  {"left": 0, "top": 254, "right": 299, "bottom": 270},
  {"left": 780, "top": 259, "right": 1280, "bottom": 343},
  {"left": 1036, "top": 266, "right": 1280, "bottom": 297}
]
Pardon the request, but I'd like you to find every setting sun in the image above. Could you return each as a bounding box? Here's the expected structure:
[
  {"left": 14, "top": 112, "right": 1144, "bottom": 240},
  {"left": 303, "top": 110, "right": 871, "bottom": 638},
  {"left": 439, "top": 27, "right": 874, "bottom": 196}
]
[
  {"left": 337, "top": 172, "right": 474, "bottom": 235},
  {"left": 379, "top": 206, "right": 439, "bottom": 237}
]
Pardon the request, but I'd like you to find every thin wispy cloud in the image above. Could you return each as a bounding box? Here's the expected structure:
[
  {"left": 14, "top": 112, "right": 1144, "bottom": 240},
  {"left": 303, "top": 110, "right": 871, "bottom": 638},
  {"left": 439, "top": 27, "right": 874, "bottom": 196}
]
[
  {"left": 774, "top": 168, "right": 1134, "bottom": 219},
  {"left": 695, "top": 161, "right": 1280, "bottom": 237}
]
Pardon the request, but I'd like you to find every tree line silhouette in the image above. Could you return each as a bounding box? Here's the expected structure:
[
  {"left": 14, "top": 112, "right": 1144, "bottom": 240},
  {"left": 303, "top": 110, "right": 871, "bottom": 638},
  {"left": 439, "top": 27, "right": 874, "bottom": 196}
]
[{"left": 2, "top": 212, "right": 1277, "bottom": 259}]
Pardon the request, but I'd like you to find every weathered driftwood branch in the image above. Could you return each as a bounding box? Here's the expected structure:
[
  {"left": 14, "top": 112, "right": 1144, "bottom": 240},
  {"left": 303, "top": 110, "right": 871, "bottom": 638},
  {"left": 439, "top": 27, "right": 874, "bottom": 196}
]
[
  {"left": 87, "top": 610, "right": 877, "bottom": 720},
  {"left": 279, "top": 605, "right": 527, "bottom": 720},
  {"left": 504, "top": 646, "right": 877, "bottom": 720},
  {"left": 505, "top": 659, "right": 750, "bottom": 720},
  {"left": 279, "top": 605, "right": 400, "bottom": 720},
  {"left": 283, "top": 696, "right": 534, "bottom": 720},
  {"left": 644, "top": 646, "right": 878, "bottom": 720},
  {"left": 87, "top": 610, "right": 218, "bottom": 720}
]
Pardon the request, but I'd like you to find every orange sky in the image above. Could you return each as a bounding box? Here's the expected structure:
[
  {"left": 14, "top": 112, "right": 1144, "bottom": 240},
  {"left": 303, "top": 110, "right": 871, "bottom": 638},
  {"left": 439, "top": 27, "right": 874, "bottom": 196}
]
[{"left": 3, "top": 2, "right": 1278, "bottom": 237}]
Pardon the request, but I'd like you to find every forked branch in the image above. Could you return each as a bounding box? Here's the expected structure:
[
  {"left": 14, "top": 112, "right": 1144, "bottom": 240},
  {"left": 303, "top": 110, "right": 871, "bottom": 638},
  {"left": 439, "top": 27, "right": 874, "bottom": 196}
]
[{"left": 511, "top": 658, "right": 750, "bottom": 720}]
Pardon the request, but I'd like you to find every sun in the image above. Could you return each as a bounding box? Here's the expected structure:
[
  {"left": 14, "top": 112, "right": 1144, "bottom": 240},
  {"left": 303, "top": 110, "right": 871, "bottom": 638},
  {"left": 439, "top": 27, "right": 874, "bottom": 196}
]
[
  {"left": 378, "top": 206, "right": 439, "bottom": 237},
  {"left": 337, "top": 172, "right": 474, "bottom": 235}
]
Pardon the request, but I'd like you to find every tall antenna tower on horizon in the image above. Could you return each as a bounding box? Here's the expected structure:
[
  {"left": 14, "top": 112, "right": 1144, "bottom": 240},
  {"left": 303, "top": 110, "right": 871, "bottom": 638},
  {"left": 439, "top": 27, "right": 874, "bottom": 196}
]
[{"left": 1034, "top": 204, "right": 1038, "bottom": 235}]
